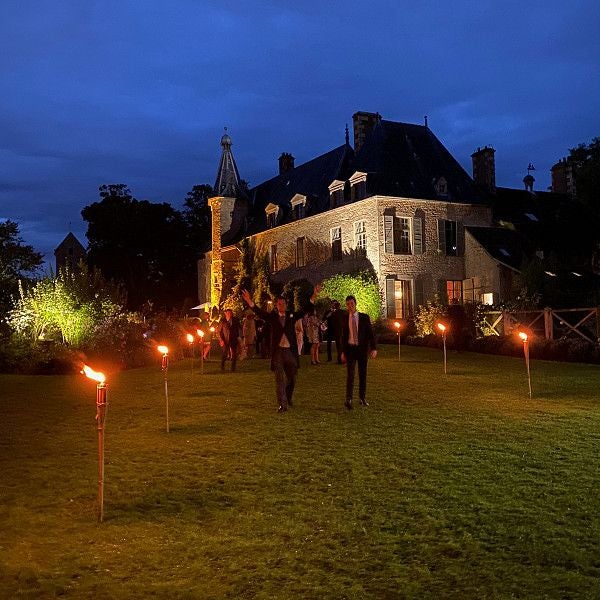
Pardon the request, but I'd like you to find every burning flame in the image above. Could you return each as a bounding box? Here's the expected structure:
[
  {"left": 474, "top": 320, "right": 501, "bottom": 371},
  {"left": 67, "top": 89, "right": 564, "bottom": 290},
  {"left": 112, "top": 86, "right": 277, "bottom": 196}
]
[
  {"left": 437, "top": 323, "right": 447, "bottom": 333},
  {"left": 198, "top": 329, "right": 205, "bottom": 338},
  {"left": 518, "top": 332, "right": 528, "bottom": 342},
  {"left": 81, "top": 365, "right": 106, "bottom": 384},
  {"left": 186, "top": 333, "right": 194, "bottom": 343},
  {"left": 394, "top": 321, "right": 401, "bottom": 330},
  {"left": 157, "top": 345, "right": 169, "bottom": 355},
  {"left": 209, "top": 326, "right": 215, "bottom": 333}
]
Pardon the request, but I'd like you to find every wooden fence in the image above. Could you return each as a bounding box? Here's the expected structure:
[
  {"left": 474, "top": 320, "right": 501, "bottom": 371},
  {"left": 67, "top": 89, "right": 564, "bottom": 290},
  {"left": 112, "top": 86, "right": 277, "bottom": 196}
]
[{"left": 480, "top": 307, "right": 600, "bottom": 345}]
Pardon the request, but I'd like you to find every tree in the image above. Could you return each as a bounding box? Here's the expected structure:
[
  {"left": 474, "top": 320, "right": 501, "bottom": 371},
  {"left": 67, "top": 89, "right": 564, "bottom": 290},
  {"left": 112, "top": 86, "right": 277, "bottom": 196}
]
[
  {"left": 569, "top": 138, "right": 600, "bottom": 214},
  {"left": 182, "top": 184, "right": 213, "bottom": 253},
  {"left": 0, "top": 220, "right": 43, "bottom": 318},
  {"left": 82, "top": 185, "right": 195, "bottom": 311}
]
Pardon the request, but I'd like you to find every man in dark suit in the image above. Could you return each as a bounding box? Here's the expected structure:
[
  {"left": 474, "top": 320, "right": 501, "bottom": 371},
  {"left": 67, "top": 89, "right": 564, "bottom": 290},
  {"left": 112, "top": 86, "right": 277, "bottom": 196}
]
[
  {"left": 340, "top": 295, "right": 377, "bottom": 409},
  {"left": 241, "top": 285, "right": 320, "bottom": 413}
]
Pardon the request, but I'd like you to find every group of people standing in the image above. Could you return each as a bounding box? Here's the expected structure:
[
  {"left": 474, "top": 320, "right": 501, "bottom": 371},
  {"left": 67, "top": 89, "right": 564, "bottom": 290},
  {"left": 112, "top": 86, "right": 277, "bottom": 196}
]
[{"left": 240, "top": 285, "right": 377, "bottom": 413}]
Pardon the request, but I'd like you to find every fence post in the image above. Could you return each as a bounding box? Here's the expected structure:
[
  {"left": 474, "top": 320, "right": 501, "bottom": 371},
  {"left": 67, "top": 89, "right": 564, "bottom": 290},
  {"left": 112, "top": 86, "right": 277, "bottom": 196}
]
[
  {"left": 544, "top": 308, "right": 553, "bottom": 340},
  {"left": 502, "top": 310, "right": 512, "bottom": 335}
]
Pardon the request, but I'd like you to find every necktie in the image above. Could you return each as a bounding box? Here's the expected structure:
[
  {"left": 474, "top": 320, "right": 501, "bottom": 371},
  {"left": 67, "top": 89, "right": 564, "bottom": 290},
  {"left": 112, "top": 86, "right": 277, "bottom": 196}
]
[{"left": 351, "top": 313, "right": 358, "bottom": 345}]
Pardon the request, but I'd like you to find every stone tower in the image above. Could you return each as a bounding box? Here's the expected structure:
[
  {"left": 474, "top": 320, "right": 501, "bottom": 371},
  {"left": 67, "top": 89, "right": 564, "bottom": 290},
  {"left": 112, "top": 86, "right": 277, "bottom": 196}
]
[{"left": 208, "top": 129, "right": 248, "bottom": 306}]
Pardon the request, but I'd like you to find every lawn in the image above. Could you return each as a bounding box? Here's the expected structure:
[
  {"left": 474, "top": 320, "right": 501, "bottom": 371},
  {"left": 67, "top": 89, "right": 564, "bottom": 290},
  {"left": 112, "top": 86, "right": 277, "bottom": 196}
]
[{"left": 1, "top": 345, "right": 599, "bottom": 599}]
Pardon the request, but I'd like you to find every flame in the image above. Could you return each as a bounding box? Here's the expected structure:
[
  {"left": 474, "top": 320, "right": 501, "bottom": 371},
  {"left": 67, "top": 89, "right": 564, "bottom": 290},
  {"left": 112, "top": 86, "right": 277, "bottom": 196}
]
[
  {"left": 198, "top": 329, "right": 205, "bottom": 338},
  {"left": 437, "top": 323, "right": 447, "bottom": 332},
  {"left": 157, "top": 345, "right": 169, "bottom": 355},
  {"left": 394, "top": 321, "right": 401, "bottom": 330},
  {"left": 209, "top": 326, "right": 215, "bottom": 333},
  {"left": 518, "top": 332, "right": 528, "bottom": 342},
  {"left": 81, "top": 365, "right": 106, "bottom": 384},
  {"left": 186, "top": 333, "right": 194, "bottom": 343}
]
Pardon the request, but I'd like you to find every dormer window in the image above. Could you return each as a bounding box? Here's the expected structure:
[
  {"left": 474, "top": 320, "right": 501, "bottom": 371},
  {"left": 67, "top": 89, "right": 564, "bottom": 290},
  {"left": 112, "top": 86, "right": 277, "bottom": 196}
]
[
  {"left": 435, "top": 177, "right": 448, "bottom": 197},
  {"left": 290, "top": 194, "right": 307, "bottom": 220},
  {"left": 265, "top": 203, "right": 279, "bottom": 228},
  {"left": 349, "top": 171, "right": 368, "bottom": 202},
  {"left": 328, "top": 180, "right": 345, "bottom": 208}
]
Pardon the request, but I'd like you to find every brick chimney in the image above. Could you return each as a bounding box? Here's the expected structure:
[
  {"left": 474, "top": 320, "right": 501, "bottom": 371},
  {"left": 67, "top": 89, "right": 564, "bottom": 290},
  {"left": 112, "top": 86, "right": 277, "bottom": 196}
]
[
  {"left": 352, "top": 111, "right": 380, "bottom": 153},
  {"left": 551, "top": 157, "right": 576, "bottom": 197},
  {"left": 278, "top": 152, "right": 295, "bottom": 174},
  {"left": 471, "top": 146, "right": 496, "bottom": 192}
]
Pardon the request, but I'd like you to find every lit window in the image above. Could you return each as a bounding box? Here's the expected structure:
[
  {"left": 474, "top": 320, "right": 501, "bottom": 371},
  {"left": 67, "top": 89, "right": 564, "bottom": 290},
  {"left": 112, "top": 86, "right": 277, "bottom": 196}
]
[
  {"left": 481, "top": 293, "right": 494, "bottom": 305},
  {"left": 354, "top": 220, "right": 366, "bottom": 250},
  {"left": 446, "top": 280, "right": 462, "bottom": 302},
  {"left": 331, "top": 227, "right": 342, "bottom": 261}
]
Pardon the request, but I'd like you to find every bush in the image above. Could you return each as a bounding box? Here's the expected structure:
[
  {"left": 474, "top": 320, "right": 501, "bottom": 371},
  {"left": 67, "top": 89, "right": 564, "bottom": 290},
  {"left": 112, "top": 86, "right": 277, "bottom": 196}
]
[{"left": 318, "top": 270, "right": 382, "bottom": 320}]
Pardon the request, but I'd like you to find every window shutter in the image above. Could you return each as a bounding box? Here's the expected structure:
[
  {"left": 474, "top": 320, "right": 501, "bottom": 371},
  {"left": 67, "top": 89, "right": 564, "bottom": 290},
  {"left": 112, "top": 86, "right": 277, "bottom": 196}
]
[
  {"left": 437, "top": 279, "right": 448, "bottom": 303},
  {"left": 457, "top": 223, "right": 465, "bottom": 256},
  {"left": 414, "top": 278, "right": 424, "bottom": 307},
  {"left": 413, "top": 217, "right": 423, "bottom": 254},
  {"left": 384, "top": 215, "right": 394, "bottom": 254},
  {"left": 385, "top": 277, "right": 396, "bottom": 318},
  {"left": 437, "top": 219, "right": 446, "bottom": 253}
]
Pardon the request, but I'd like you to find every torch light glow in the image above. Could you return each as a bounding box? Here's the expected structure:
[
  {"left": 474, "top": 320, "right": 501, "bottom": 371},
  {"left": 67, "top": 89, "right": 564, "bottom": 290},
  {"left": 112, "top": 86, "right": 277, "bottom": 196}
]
[
  {"left": 157, "top": 345, "right": 169, "bottom": 355},
  {"left": 394, "top": 321, "right": 401, "bottom": 330},
  {"left": 81, "top": 365, "right": 106, "bottom": 384},
  {"left": 518, "top": 332, "right": 528, "bottom": 342},
  {"left": 186, "top": 333, "right": 194, "bottom": 343},
  {"left": 437, "top": 323, "right": 447, "bottom": 333},
  {"left": 209, "top": 326, "right": 215, "bottom": 333},
  {"left": 198, "top": 330, "right": 205, "bottom": 338}
]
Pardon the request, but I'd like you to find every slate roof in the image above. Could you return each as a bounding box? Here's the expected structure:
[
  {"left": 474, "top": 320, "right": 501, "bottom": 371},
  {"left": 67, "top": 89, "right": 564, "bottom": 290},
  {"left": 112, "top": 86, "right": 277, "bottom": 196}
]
[
  {"left": 465, "top": 226, "right": 531, "bottom": 271},
  {"left": 492, "top": 187, "right": 599, "bottom": 258},
  {"left": 245, "top": 143, "right": 354, "bottom": 236},
  {"left": 355, "top": 120, "right": 488, "bottom": 204}
]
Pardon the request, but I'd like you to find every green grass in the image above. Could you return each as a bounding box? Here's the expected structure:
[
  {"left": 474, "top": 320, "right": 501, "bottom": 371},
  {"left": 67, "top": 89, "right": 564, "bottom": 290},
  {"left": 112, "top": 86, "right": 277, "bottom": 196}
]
[{"left": 1, "top": 346, "right": 599, "bottom": 599}]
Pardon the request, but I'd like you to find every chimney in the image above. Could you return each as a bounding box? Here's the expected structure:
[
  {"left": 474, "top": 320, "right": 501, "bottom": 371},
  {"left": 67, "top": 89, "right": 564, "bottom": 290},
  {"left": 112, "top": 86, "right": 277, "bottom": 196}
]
[
  {"left": 278, "top": 152, "right": 295, "bottom": 174},
  {"left": 471, "top": 146, "right": 496, "bottom": 192},
  {"left": 352, "top": 111, "right": 380, "bottom": 153},
  {"left": 551, "top": 157, "right": 576, "bottom": 197}
]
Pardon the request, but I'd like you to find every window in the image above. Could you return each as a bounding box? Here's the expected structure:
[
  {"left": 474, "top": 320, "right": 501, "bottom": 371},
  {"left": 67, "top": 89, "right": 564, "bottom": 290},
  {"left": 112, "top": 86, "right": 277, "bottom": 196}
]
[
  {"left": 462, "top": 277, "right": 482, "bottom": 303},
  {"left": 481, "top": 292, "right": 494, "bottom": 305},
  {"left": 293, "top": 204, "right": 305, "bottom": 220},
  {"left": 331, "top": 227, "right": 342, "bottom": 261},
  {"left": 384, "top": 215, "right": 423, "bottom": 255},
  {"left": 269, "top": 244, "right": 278, "bottom": 272},
  {"left": 354, "top": 220, "right": 366, "bottom": 250},
  {"left": 446, "top": 280, "right": 462, "bottom": 303},
  {"left": 291, "top": 194, "right": 307, "bottom": 220},
  {"left": 438, "top": 219, "right": 461, "bottom": 256},
  {"left": 435, "top": 177, "right": 448, "bottom": 197},
  {"left": 385, "top": 277, "right": 413, "bottom": 318},
  {"left": 351, "top": 180, "right": 366, "bottom": 201},
  {"left": 295, "top": 237, "right": 305, "bottom": 268},
  {"left": 267, "top": 212, "right": 276, "bottom": 228}
]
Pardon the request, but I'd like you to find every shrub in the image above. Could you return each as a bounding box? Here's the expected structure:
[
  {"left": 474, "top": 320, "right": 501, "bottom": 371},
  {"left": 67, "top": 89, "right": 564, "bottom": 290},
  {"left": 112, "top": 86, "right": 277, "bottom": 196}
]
[{"left": 318, "top": 270, "right": 382, "bottom": 320}]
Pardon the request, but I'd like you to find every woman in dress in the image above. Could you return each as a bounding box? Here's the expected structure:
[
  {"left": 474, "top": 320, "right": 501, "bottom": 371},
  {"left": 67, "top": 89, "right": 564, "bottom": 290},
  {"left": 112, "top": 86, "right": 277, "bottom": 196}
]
[{"left": 306, "top": 307, "right": 321, "bottom": 365}]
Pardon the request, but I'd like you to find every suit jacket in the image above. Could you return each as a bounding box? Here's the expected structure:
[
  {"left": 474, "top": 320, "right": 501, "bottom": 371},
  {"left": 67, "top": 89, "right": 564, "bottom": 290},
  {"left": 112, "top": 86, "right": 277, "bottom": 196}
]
[
  {"left": 218, "top": 316, "right": 241, "bottom": 346},
  {"left": 251, "top": 303, "right": 313, "bottom": 370},
  {"left": 341, "top": 311, "right": 377, "bottom": 355}
]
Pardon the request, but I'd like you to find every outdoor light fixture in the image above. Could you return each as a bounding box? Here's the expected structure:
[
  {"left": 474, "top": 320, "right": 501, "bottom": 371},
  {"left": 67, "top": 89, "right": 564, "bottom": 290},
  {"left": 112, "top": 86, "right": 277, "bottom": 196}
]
[
  {"left": 437, "top": 323, "right": 448, "bottom": 374},
  {"left": 157, "top": 345, "right": 170, "bottom": 432},
  {"left": 393, "top": 321, "right": 402, "bottom": 360},
  {"left": 518, "top": 331, "right": 532, "bottom": 398},
  {"left": 81, "top": 364, "right": 108, "bottom": 523}
]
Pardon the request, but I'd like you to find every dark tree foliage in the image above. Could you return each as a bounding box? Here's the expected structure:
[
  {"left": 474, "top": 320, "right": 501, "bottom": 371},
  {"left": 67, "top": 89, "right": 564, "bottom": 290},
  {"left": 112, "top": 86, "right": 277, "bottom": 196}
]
[
  {"left": 82, "top": 185, "right": 195, "bottom": 311},
  {"left": 0, "top": 220, "right": 43, "bottom": 316},
  {"left": 569, "top": 137, "right": 600, "bottom": 215},
  {"left": 182, "top": 184, "right": 213, "bottom": 253}
]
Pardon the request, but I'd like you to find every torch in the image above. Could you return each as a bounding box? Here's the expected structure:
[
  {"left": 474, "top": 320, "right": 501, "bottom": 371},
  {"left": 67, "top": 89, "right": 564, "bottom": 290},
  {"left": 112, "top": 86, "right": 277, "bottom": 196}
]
[
  {"left": 209, "top": 326, "right": 215, "bottom": 360},
  {"left": 518, "top": 331, "right": 532, "bottom": 398},
  {"left": 157, "top": 345, "right": 170, "bottom": 432},
  {"left": 437, "top": 323, "right": 448, "bottom": 374},
  {"left": 197, "top": 329, "right": 205, "bottom": 374},
  {"left": 81, "top": 365, "right": 107, "bottom": 523},
  {"left": 393, "top": 321, "right": 402, "bottom": 360},
  {"left": 186, "top": 333, "right": 194, "bottom": 374}
]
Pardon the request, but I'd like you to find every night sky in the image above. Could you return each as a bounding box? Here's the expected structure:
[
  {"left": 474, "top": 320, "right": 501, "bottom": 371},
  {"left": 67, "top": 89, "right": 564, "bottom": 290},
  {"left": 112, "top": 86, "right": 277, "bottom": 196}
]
[{"left": 2, "top": 0, "right": 599, "bottom": 269}]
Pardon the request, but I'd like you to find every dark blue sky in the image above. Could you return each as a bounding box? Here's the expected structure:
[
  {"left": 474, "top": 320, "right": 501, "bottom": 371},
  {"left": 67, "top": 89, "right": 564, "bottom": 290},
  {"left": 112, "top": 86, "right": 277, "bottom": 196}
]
[{"left": 2, "top": 0, "right": 599, "bottom": 269}]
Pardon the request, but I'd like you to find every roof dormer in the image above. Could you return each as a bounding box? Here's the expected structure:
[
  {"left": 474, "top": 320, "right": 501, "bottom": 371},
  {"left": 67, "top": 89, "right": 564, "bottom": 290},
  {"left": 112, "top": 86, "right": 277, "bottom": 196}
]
[
  {"left": 349, "top": 171, "right": 368, "bottom": 201},
  {"left": 265, "top": 203, "right": 280, "bottom": 228},
  {"left": 328, "top": 180, "right": 345, "bottom": 208},
  {"left": 290, "top": 194, "right": 307, "bottom": 220}
]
